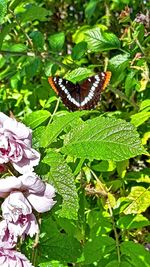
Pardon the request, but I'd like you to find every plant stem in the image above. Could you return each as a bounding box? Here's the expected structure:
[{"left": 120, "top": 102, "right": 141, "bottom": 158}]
[{"left": 107, "top": 201, "right": 121, "bottom": 263}]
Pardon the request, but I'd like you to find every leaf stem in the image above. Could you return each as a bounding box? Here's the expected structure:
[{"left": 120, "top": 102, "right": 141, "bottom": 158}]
[{"left": 48, "top": 98, "right": 60, "bottom": 124}]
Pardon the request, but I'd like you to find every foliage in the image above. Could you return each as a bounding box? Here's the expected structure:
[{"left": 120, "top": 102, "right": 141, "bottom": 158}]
[{"left": 0, "top": 0, "right": 150, "bottom": 266}]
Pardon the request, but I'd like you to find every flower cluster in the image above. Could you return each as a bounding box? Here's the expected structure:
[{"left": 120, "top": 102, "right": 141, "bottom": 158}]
[{"left": 0, "top": 112, "right": 56, "bottom": 266}]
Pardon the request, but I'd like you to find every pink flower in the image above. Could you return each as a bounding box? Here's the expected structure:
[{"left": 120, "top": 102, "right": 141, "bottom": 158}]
[
  {"left": 0, "top": 220, "right": 17, "bottom": 249},
  {"left": 0, "top": 172, "right": 56, "bottom": 213},
  {"left": 0, "top": 248, "right": 33, "bottom": 266},
  {"left": 0, "top": 112, "right": 40, "bottom": 174}
]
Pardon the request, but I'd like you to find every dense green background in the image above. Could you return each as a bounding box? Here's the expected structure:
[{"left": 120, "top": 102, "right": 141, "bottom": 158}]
[{"left": 0, "top": 0, "right": 150, "bottom": 266}]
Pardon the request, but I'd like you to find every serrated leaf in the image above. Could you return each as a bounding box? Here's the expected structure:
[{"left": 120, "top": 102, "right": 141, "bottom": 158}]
[
  {"left": 39, "top": 218, "right": 81, "bottom": 262},
  {"left": 19, "top": 6, "right": 50, "bottom": 22},
  {"left": 117, "top": 214, "right": 150, "bottom": 230},
  {"left": 131, "top": 112, "right": 150, "bottom": 127},
  {"left": 64, "top": 68, "right": 94, "bottom": 83},
  {"left": 40, "top": 111, "right": 88, "bottom": 147},
  {"left": 24, "top": 110, "right": 51, "bottom": 129},
  {"left": 85, "top": 27, "right": 120, "bottom": 52},
  {"left": 83, "top": 236, "right": 115, "bottom": 264},
  {"left": 0, "top": 0, "right": 7, "bottom": 24},
  {"left": 48, "top": 32, "right": 65, "bottom": 52},
  {"left": 121, "top": 241, "right": 150, "bottom": 267},
  {"left": 61, "top": 117, "right": 144, "bottom": 161},
  {"left": 124, "top": 186, "right": 150, "bottom": 214},
  {"left": 43, "top": 150, "right": 79, "bottom": 220}
]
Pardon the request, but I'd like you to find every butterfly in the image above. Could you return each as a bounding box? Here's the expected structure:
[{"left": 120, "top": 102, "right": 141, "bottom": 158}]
[{"left": 48, "top": 71, "right": 111, "bottom": 111}]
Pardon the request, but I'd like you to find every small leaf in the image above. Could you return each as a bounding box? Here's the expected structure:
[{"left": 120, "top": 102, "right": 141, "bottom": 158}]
[
  {"left": 4, "top": 44, "right": 27, "bottom": 52},
  {"left": 64, "top": 67, "right": 94, "bottom": 83},
  {"left": 48, "top": 32, "right": 65, "bottom": 52},
  {"left": 106, "top": 261, "right": 131, "bottom": 267},
  {"left": 140, "top": 99, "right": 150, "bottom": 112},
  {"left": 24, "top": 110, "right": 51, "bottom": 129},
  {"left": 124, "top": 186, "right": 150, "bottom": 214},
  {"left": 43, "top": 150, "right": 79, "bottom": 220},
  {"left": 85, "top": 27, "right": 120, "bottom": 52},
  {"left": 30, "top": 31, "right": 44, "bottom": 50},
  {"left": 117, "top": 214, "right": 150, "bottom": 230},
  {"left": 0, "top": 23, "right": 14, "bottom": 49},
  {"left": 61, "top": 117, "right": 144, "bottom": 161},
  {"left": 0, "top": 0, "right": 7, "bottom": 24},
  {"left": 71, "top": 41, "right": 87, "bottom": 60}
]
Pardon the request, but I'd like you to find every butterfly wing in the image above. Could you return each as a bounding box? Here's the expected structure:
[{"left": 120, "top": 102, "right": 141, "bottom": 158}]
[
  {"left": 79, "top": 71, "right": 111, "bottom": 110},
  {"left": 48, "top": 71, "right": 111, "bottom": 111},
  {"left": 48, "top": 76, "right": 81, "bottom": 111}
]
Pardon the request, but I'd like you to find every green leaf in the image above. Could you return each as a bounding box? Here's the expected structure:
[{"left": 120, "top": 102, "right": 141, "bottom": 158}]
[
  {"left": 0, "top": 0, "right": 7, "bottom": 24},
  {"left": 83, "top": 236, "right": 115, "bottom": 264},
  {"left": 61, "top": 116, "right": 144, "bottom": 161},
  {"left": 30, "top": 31, "right": 44, "bottom": 51},
  {"left": 108, "top": 54, "right": 130, "bottom": 85},
  {"left": 24, "top": 110, "right": 51, "bottom": 129},
  {"left": 92, "top": 160, "right": 116, "bottom": 172},
  {"left": 4, "top": 44, "right": 27, "bottom": 52},
  {"left": 85, "top": 27, "right": 120, "bottom": 52},
  {"left": 106, "top": 261, "right": 131, "bottom": 267},
  {"left": 140, "top": 100, "right": 150, "bottom": 112},
  {"left": 48, "top": 32, "right": 65, "bottom": 52},
  {"left": 85, "top": 0, "right": 99, "bottom": 23},
  {"left": 124, "top": 186, "right": 150, "bottom": 214},
  {"left": 0, "top": 23, "right": 14, "bottom": 49},
  {"left": 39, "top": 261, "right": 68, "bottom": 267},
  {"left": 39, "top": 218, "right": 81, "bottom": 262},
  {"left": 131, "top": 112, "right": 150, "bottom": 127},
  {"left": 117, "top": 214, "right": 150, "bottom": 230},
  {"left": 121, "top": 241, "right": 150, "bottom": 267},
  {"left": 40, "top": 111, "right": 88, "bottom": 147},
  {"left": 64, "top": 67, "right": 94, "bottom": 83},
  {"left": 43, "top": 150, "right": 79, "bottom": 220},
  {"left": 19, "top": 6, "right": 50, "bottom": 22},
  {"left": 71, "top": 41, "right": 87, "bottom": 60}
]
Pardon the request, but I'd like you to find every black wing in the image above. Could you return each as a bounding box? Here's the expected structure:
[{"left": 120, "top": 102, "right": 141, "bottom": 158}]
[{"left": 48, "top": 71, "right": 111, "bottom": 111}]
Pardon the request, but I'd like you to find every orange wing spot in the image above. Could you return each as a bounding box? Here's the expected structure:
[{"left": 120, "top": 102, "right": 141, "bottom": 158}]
[
  {"left": 102, "top": 71, "right": 111, "bottom": 90},
  {"left": 48, "top": 77, "right": 59, "bottom": 95}
]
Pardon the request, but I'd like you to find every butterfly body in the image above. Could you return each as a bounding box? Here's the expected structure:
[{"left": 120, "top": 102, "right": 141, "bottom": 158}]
[{"left": 48, "top": 71, "right": 111, "bottom": 111}]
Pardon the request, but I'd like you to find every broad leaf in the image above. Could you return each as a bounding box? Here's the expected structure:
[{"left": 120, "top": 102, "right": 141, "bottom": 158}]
[
  {"left": 61, "top": 116, "right": 144, "bottom": 161},
  {"left": 117, "top": 214, "right": 150, "bottom": 230},
  {"left": 131, "top": 112, "right": 150, "bottom": 127},
  {"left": 40, "top": 111, "right": 88, "bottom": 147},
  {"left": 121, "top": 241, "right": 150, "bottom": 267},
  {"left": 19, "top": 6, "right": 50, "bottom": 22},
  {"left": 39, "top": 218, "right": 81, "bottom": 262},
  {"left": 83, "top": 236, "right": 115, "bottom": 264},
  {"left": 24, "top": 110, "right": 51, "bottom": 129},
  {"left": 71, "top": 41, "right": 87, "bottom": 60},
  {"left": 124, "top": 186, "right": 150, "bottom": 214},
  {"left": 85, "top": 27, "right": 120, "bottom": 52},
  {"left": 64, "top": 67, "right": 94, "bottom": 83},
  {"left": 0, "top": 0, "right": 7, "bottom": 24},
  {"left": 48, "top": 32, "right": 65, "bottom": 52},
  {"left": 43, "top": 150, "right": 79, "bottom": 220}
]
